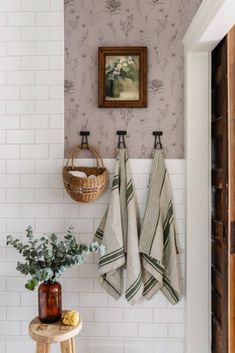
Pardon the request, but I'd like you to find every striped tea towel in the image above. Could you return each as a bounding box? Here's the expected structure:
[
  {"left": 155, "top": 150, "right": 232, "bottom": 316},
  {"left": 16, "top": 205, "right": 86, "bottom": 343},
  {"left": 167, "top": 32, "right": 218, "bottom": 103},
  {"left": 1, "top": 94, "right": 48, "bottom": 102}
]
[
  {"left": 120, "top": 150, "right": 143, "bottom": 304},
  {"left": 94, "top": 155, "right": 125, "bottom": 300},
  {"left": 139, "top": 150, "right": 180, "bottom": 305},
  {"left": 94, "top": 149, "right": 143, "bottom": 304}
]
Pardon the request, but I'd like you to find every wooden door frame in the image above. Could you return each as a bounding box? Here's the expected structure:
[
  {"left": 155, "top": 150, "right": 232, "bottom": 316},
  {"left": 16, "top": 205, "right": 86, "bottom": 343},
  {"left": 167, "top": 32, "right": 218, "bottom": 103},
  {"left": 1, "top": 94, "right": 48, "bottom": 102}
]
[
  {"left": 184, "top": 1, "right": 235, "bottom": 353},
  {"left": 227, "top": 27, "right": 235, "bottom": 353}
]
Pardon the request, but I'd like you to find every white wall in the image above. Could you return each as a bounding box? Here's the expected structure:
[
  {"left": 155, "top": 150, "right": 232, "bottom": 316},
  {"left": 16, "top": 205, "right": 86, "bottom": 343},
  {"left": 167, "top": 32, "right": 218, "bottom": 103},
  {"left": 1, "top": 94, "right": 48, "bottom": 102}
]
[{"left": 0, "top": 1, "right": 185, "bottom": 352}]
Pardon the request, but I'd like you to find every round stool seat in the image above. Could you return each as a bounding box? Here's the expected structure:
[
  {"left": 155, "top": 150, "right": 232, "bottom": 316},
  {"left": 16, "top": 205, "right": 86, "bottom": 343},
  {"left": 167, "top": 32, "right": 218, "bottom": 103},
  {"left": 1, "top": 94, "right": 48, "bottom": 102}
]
[{"left": 29, "top": 311, "right": 82, "bottom": 353}]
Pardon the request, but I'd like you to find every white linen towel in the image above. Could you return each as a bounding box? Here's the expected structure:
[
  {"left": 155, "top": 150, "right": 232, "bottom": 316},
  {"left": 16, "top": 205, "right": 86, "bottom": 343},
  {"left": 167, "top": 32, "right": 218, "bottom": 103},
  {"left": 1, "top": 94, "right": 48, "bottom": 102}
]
[
  {"left": 139, "top": 150, "right": 180, "bottom": 305},
  {"left": 94, "top": 149, "right": 143, "bottom": 304}
]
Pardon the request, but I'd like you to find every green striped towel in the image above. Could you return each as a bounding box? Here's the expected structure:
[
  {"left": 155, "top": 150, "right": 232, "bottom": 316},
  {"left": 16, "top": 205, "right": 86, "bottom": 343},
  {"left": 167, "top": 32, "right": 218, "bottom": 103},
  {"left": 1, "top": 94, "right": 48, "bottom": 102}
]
[
  {"left": 94, "top": 149, "right": 143, "bottom": 305},
  {"left": 139, "top": 150, "right": 180, "bottom": 305}
]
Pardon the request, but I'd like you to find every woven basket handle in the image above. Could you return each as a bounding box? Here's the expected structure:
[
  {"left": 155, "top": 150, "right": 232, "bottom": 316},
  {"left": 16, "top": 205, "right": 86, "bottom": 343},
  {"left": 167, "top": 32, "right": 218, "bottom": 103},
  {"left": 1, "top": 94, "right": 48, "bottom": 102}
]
[{"left": 66, "top": 144, "right": 105, "bottom": 169}]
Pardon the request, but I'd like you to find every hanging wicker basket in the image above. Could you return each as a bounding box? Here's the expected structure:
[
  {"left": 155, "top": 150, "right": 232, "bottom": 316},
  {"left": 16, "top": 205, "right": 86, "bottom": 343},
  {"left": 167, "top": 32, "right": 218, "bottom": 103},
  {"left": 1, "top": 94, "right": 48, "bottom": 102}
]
[{"left": 63, "top": 144, "right": 108, "bottom": 203}]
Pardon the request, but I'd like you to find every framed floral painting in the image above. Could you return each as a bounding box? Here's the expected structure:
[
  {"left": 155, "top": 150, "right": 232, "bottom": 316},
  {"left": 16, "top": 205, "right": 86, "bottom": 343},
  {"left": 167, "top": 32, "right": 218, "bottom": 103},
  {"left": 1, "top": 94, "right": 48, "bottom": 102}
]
[{"left": 98, "top": 47, "right": 147, "bottom": 108}]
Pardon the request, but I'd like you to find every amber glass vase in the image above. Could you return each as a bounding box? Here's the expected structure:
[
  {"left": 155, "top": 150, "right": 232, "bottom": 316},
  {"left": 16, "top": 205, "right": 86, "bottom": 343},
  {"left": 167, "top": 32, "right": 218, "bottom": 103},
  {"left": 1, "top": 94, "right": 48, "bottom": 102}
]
[{"left": 38, "top": 280, "right": 62, "bottom": 323}]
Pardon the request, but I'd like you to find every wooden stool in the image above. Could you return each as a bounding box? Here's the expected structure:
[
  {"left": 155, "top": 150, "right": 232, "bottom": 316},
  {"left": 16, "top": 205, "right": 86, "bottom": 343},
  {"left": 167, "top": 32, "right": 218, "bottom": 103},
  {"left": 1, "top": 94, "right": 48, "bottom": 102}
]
[{"left": 29, "top": 311, "right": 82, "bottom": 353}]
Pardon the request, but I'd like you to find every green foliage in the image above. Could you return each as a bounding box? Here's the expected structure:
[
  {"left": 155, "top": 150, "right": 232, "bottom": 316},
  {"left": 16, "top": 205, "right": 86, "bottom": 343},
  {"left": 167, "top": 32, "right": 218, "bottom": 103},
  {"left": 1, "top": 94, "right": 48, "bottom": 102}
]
[{"left": 6, "top": 226, "right": 105, "bottom": 291}]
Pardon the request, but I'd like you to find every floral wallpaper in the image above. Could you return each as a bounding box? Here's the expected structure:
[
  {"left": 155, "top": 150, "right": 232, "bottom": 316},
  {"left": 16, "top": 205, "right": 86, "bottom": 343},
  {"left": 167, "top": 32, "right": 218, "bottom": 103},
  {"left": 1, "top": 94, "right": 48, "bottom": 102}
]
[{"left": 64, "top": 0, "right": 202, "bottom": 158}]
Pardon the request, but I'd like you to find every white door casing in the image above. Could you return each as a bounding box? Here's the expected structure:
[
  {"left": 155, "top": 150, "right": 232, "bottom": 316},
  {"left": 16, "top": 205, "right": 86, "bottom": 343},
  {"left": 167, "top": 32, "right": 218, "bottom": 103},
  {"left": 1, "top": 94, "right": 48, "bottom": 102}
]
[{"left": 184, "top": 1, "right": 235, "bottom": 353}]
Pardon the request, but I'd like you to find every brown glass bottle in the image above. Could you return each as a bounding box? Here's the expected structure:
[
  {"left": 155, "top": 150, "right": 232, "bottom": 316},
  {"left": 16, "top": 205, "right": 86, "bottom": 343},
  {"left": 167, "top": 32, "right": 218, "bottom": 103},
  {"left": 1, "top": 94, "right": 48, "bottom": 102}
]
[{"left": 38, "top": 280, "right": 62, "bottom": 323}]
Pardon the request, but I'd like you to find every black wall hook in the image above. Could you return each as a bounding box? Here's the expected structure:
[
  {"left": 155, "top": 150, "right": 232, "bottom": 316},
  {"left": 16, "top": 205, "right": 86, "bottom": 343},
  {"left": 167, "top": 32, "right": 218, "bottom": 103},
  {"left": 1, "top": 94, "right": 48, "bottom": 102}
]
[
  {"left": 117, "top": 130, "right": 127, "bottom": 149},
  {"left": 80, "top": 131, "right": 90, "bottom": 149},
  {"left": 153, "top": 131, "right": 163, "bottom": 150}
]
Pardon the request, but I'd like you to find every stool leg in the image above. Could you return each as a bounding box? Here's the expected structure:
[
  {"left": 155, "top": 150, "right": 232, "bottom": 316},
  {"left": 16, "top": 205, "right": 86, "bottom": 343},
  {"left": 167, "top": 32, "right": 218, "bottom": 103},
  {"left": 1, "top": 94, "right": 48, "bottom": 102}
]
[
  {"left": 60, "top": 338, "right": 76, "bottom": 353},
  {"left": 71, "top": 338, "right": 76, "bottom": 353},
  {"left": 36, "top": 343, "right": 51, "bottom": 353}
]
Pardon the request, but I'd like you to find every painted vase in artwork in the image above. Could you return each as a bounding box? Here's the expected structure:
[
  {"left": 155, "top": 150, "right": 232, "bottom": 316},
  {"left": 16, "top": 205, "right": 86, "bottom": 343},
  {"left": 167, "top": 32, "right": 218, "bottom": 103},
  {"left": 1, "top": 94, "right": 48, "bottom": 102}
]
[
  {"left": 112, "top": 79, "right": 120, "bottom": 98},
  {"left": 106, "top": 79, "right": 120, "bottom": 98}
]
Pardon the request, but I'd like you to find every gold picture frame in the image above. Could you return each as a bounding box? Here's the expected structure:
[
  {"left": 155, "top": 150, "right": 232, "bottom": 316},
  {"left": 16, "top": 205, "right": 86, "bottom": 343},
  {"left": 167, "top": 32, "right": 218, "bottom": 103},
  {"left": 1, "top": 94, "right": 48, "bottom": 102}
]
[{"left": 98, "top": 46, "right": 147, "bottom": 108}]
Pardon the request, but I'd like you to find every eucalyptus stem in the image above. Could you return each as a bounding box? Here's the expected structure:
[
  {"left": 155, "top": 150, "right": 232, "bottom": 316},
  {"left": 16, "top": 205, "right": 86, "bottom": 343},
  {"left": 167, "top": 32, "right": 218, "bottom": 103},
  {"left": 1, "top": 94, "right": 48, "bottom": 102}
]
[{"left": 6, "top": 226, "right": 105, "bottom": 290}]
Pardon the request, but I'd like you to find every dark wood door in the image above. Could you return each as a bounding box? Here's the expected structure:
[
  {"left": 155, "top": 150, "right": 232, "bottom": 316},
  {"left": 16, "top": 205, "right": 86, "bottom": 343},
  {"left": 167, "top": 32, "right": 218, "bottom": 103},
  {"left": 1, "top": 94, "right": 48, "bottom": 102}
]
[
  {"left": 211, "top": 26, "right": 235, "bottom": 353},
  {"left": 211, "top": 36, "right": 228, "bottom": 353}
]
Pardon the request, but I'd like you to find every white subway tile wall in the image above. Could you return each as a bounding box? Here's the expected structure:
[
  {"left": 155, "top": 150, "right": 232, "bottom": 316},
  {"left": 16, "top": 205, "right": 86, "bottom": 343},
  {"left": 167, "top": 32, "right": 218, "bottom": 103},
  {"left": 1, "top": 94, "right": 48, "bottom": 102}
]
[{"left": 0, "top": 1, "right": 185, "bottom": 353}]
